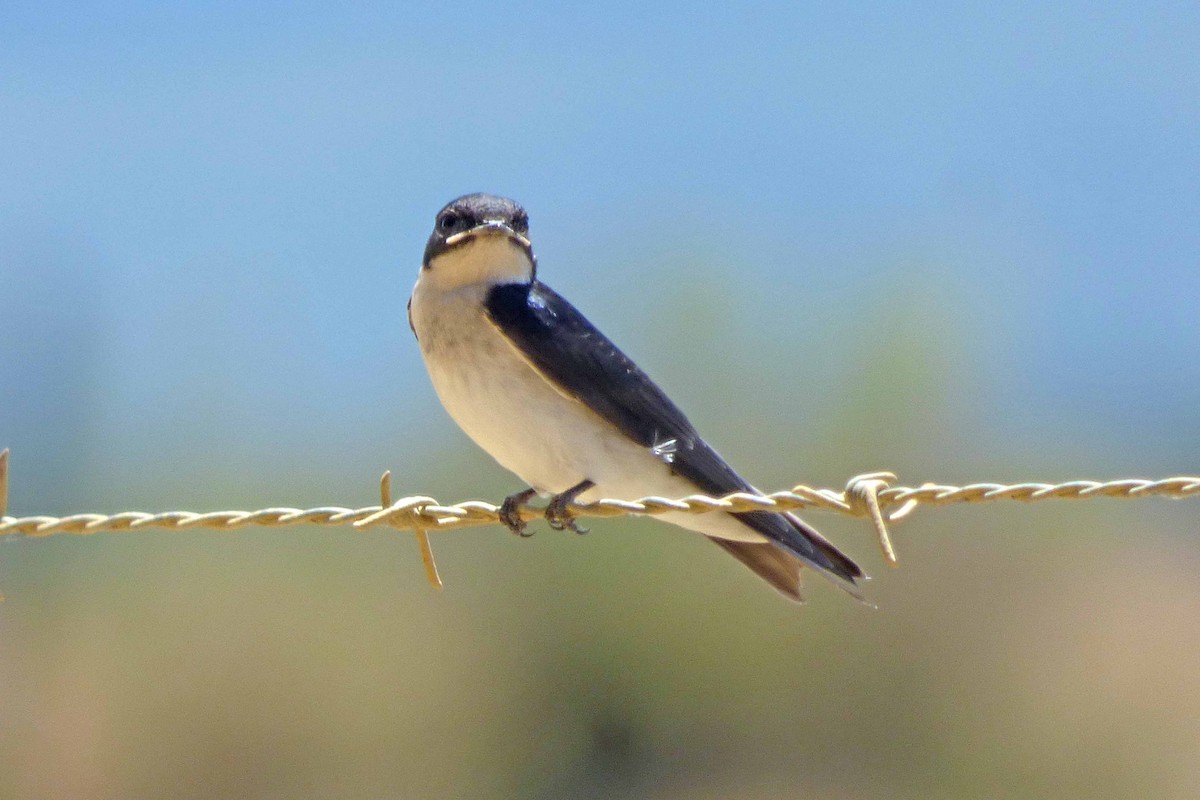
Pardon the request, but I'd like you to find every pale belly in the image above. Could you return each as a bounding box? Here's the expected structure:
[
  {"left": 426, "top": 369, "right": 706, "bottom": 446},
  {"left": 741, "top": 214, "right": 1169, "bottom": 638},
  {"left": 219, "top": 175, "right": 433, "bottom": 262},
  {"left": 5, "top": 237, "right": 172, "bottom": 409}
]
[{"left": 410, "top": 284, "right": 766, "bottom": 544}]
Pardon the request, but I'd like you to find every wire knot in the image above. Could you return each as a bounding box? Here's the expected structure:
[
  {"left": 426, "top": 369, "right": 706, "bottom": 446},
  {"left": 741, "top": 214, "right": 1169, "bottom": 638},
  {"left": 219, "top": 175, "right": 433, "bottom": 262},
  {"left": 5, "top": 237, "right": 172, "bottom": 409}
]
[
  {"left": 354, "top": 495, "right": 439, "bottom": 529},
  {"left": 844, "top": 471, "right": 900, "bottom": 567}
]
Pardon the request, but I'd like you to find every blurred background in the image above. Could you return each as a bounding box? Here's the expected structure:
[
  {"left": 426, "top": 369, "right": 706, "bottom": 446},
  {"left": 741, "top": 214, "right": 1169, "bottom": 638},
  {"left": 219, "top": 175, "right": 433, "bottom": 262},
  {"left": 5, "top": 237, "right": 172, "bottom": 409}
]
[{"left": 2, "top": 3, "right": 1198, "bottom": 798}]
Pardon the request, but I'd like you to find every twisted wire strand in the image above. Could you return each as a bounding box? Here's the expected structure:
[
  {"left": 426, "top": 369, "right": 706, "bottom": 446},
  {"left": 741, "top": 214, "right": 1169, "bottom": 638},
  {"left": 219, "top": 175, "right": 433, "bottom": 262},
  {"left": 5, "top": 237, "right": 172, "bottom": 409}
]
[
  {"left": 1, "top": 445, "right": 1195, "bottom": 586},
  {"left": 2, "top": 463, "right": 1195, "bottom": 542}
]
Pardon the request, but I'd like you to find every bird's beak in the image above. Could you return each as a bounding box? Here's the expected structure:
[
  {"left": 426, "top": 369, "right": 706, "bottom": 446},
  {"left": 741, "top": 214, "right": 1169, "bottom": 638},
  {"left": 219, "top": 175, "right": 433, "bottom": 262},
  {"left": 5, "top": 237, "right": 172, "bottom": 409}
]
[{"left": 446, "top": 220, "right": 531, "bottom": 250}]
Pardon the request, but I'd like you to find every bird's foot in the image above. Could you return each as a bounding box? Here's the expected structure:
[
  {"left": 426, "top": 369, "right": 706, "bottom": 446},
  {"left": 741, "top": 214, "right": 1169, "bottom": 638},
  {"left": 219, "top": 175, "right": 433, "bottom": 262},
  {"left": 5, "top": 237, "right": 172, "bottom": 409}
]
[
  {"left": 500, "top": 488, "right": 538, "bottom": 537},
  {"left": 545, "top": 479, "right": 595, "bottom": 535}
]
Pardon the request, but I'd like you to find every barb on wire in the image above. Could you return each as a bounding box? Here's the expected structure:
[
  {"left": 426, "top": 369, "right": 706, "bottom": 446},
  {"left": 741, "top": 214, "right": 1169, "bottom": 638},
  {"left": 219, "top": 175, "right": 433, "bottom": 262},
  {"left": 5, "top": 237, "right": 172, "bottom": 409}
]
[
  {"left": 382, "top": 470, "right": 442, "bottom": 590},
  {"left": 1, "top": 448, "right": 1197, "bottom": 582}
]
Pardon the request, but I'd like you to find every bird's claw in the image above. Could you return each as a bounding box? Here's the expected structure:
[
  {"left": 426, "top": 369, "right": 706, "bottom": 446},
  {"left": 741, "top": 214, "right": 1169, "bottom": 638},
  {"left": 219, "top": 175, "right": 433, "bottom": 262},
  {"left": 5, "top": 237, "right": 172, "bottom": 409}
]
[
  {"left": 500, "top": 489, "right": 537, "bottom": 537},
  {"left": 545, "top": 495, "right": 589, "bottom": 535},
  {"left": 545, "top": 479, "right": 595, "bottom": 535}
]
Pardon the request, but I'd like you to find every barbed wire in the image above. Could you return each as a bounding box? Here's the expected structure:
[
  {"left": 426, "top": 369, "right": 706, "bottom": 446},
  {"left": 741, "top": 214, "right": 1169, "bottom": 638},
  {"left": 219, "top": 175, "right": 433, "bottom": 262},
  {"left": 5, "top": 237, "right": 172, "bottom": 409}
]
[{"left": 2, "top": 449, "right": 1196, "bottom": 588}]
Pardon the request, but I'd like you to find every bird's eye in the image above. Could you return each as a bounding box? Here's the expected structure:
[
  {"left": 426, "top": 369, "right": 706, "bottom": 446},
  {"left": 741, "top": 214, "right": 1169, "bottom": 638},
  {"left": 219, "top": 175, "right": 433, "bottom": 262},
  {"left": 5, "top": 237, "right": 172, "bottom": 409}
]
[
  {"left": 512, "top": 212, "right": 529, "bottom": 233},
  {"left": 438, "top": 211, "right": 459, "bottom": 232}
]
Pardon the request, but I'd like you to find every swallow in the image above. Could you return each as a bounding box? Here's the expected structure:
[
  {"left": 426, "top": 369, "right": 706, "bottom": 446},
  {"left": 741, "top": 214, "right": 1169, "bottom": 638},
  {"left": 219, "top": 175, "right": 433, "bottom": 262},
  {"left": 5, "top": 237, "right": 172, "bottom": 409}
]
[{"left": 407, "top": 193, "right": 864, "bottom": 601}]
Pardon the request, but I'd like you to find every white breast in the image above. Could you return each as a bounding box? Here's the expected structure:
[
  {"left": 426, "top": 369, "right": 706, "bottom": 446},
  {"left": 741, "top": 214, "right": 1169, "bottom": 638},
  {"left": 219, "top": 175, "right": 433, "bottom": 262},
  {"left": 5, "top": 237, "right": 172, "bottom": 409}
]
[{"left": 408, "top": 279, "right": 767, "bottom": 544}]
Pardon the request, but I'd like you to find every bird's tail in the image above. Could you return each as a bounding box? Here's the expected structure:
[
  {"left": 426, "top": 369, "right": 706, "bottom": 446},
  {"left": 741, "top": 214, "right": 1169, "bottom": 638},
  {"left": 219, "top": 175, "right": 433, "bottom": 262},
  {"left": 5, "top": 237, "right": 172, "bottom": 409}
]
[
  {"left": 781, "top": 511, "right": 865, "bottom": 588},
  {"left": 716, "top": 510, "right": 866, "bottom": 601},
  {"left": 708, "top": 537, "right": 807, "bottom": 601}
]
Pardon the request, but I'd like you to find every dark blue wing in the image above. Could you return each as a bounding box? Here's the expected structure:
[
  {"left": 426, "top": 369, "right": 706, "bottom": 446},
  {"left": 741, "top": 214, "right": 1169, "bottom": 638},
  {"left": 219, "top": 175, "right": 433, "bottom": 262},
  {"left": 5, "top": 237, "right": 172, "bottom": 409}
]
[{"left": 484, "top": 281, "right": 863, "bottom": 588}]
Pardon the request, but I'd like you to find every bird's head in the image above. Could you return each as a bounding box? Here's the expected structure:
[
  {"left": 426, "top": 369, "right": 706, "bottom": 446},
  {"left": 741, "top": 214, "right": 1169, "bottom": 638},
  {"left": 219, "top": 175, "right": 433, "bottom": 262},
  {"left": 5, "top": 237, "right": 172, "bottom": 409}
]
[{"left": 420, "top": 193, "right": 535, "bottom": 290}]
